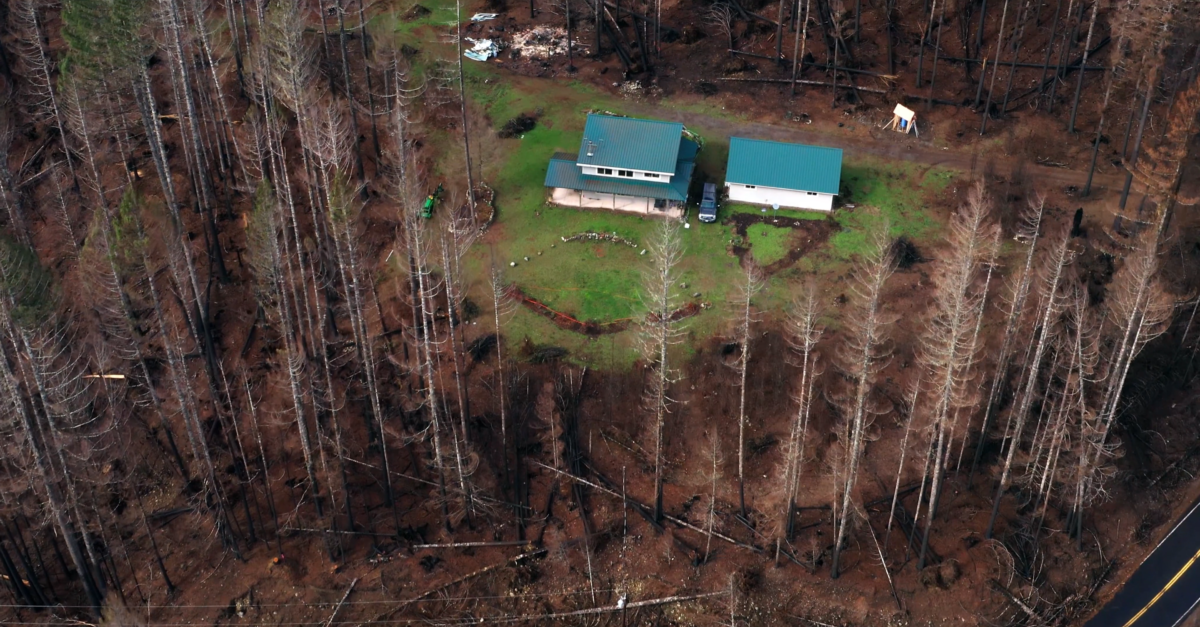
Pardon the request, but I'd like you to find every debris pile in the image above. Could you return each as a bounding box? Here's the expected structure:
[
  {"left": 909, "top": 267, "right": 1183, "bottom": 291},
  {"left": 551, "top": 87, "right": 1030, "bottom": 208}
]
[
  {"left": 561, "top": 231, "right": 639, "bottom": 248},
  {"left": 618, "top": 81, "right": 643, "bottom": 98},
  {"left": 474, "top": 183, "right": 497, "bottom": 234},
  {"left": 509, "top": 26, "right": 578, "bottom": 59},
  {"left": 498, "top": 112, "right": 538, "bottom": 138},
  {"left": 464, "top": 38, "right": 500, "bottom": 61}
]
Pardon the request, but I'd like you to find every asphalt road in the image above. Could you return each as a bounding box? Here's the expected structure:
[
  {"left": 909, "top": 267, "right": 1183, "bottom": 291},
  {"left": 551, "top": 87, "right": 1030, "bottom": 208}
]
[{"left": 1084, "top": 497, "right": 1200, "bottom": 627}]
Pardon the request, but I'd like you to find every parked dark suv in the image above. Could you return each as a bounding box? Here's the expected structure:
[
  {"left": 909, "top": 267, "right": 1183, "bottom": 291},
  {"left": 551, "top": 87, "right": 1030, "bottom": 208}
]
[{"left": 698, "top": 183, "right": 718, "bottom": 223}]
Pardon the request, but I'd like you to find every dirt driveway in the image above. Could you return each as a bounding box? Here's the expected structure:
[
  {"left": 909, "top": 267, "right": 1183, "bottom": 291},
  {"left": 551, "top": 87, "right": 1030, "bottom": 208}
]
[{"left": 623, "top": 100, "right": 1131, "bottom": 194}]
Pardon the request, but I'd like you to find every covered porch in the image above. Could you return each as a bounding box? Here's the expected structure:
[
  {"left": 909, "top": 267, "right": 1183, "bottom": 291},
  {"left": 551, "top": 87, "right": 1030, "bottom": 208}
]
[{"left": 549, "top": 187, "right": 685, "bottom": 219}]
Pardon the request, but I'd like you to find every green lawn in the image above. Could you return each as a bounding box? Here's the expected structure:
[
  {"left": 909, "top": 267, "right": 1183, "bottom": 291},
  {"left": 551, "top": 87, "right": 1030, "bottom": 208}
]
[
  {"left": 398, "top": 32, "right": 958, "bottom": 369},
  {"left": 745, "top": 223, "right": 792, "bottom": 266},
  {"left": 828, "top": 161, "right": 952, "bottom": 259}
]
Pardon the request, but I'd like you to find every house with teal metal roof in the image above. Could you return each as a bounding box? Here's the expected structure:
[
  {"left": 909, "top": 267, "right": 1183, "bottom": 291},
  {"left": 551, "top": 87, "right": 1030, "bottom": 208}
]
[
  {"left": 725, "top": 137, "right": 843, "bottom": 212},
  {"left": 545, "top": 114, "right": 696, "bottom": 218}
]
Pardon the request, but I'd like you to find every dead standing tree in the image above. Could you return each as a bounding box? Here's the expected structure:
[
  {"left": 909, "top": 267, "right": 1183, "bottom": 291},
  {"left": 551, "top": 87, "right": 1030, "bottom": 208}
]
[
  {"left": 61, "top": 0, "right": 221, "bottom": 396},
  {"left": 640, "top": 219, "right": 685, "bottom": 523},
  {"left": 489, "top": 265, "right": 521, "bottom": 532},
  {"left": 11, "top": 0, "right": 78, "bottom": 190},
  {"left": 985, "top": 227, "right": 1074, "bottom": 539},
  {"left": 707, "top": 3, "right": 737, "bottom": 52},
  {"left": 0, "top": 241, "right": 103, "bottom": 614},
  {"left": 306, "top": 106, "right": 367, "bottom": 544},
  {"left": 791, "top": 0, "right": 812, "bottom": 95},
  {"left": 978, "top": 0, "right": 1012, "bottom": 134},
  {"left": 831, "top": 223, "right": 896, "bottom": 579},
  {"left": 731, "top": 262, "right": 765, "bottom": 517},
  {"left": 1133, "top": 74, "right": 1200, "bottom": 231},
  {"left": 311, "top": 98, "right": 404, "bottom": 533},
  {"left": 913, "top": 182, "right": 998, "bottom": 569},
  {"left": 157, "top": 0, "right": 229, "bottom": 286},
  {"left": 0, "top": 118, "right": 26, "bottom": 244},
  {"left": 1083, "top": 1, "right": 1134, "bottom": 195},
  {"left": 1067, "top": 0, "right": 1100, "bottom": 133},
  {"left": 441, "top": 212, "right": 480, "bottom": 445},
  {"left": 440, "top": 230, "right": 482, "bottom": 524},
  {"left": 455, "top": 0, "right": 478, "bottom": 207},
  {"left": 79, "top": 195, "right": 190, "bottom": 481},
  {"left": 777, "top": 284, "right": 823, "bottom": 564},
  {"left": 405, "top": 203, "right": 461, "bottom": 532},
  {"left": 967, "top": 196, "right": 1047, "bottom": 481},
  {"left": 246, "top": 182, "right": 329, "bottom": 526},
  {"left": 702, "top": 432, "right": 724, "bottom": 564},
  {"left": 1068, "top": 237, "right": 1171, "bottom": 544}
]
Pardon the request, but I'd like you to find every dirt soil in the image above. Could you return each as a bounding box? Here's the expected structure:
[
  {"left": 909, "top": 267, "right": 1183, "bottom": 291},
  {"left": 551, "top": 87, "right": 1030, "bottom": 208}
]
[
  {"left": 3, "top": 1, "right": 1198, "bottom": 626},
  {"left": 728, "top": 211, "right": 834, "bottom": 271}
]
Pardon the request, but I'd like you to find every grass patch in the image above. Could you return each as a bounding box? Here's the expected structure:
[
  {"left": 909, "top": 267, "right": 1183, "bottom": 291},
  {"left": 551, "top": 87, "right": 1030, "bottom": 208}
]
[
  {"left": 745, "top": 223, "right": 792, "bottom": 266},
  {"left": 466, "top": 104, "right": 957, "bottom": 367},
  {"left": 454, "top": 73, "right": 744, "bottom": 367},
  {"left": 828, "top": 160, "right": 950, "bottom": 260},
  {"left": 372, "top": 1, "right": 458, "bottom": 42},
  {"left": 502, "top": 307, "right": 643, "bottom": 370},
  {"left": 418, "top": 48, "right": 961, "bottom": 368},
  {"left": 660, "top": 93, "right": 753, "bottom": 124}
]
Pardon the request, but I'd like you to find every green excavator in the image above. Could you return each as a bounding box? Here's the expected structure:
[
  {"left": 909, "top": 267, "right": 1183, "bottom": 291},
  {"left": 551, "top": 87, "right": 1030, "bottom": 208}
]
[{"left": 421, "top": 183, "right": 444, "bottom": 219}]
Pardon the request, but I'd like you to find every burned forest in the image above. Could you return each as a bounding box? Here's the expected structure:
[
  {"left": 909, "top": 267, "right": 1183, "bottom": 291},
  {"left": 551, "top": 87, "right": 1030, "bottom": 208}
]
[{"left": 0, "top": 0, "right": 1198, "bottom": 624}]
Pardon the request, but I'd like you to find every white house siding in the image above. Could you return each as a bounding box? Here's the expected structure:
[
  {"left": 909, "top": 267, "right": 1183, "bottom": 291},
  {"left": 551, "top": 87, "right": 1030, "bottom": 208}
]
[
  {"left": 549, "top": 188, "right": 684, "bottom": 219},
  {"left": 580, "top": 165, "right": 672, "bottom": 183},
  {"left": 725, "top": 183, "right": 834, "bottom": 212}
]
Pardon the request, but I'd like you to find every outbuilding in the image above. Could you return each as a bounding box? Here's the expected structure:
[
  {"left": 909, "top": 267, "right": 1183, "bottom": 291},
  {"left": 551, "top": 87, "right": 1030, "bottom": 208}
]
[{"left": 724, "top": 138, "right": 843, "bottom": 212}]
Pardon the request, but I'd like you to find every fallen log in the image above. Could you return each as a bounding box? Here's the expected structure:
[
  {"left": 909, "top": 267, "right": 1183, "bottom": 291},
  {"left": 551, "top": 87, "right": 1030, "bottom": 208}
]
[
  {"left": 865, "top": 483, "right": 920, "bottom": 508},
  {"left": 868, "top": 525, "right": 902, "bottom": 611},
  {"left": 728, "top": 0, "right": 777, "bottom": 24},
  {"left": 728, "top": 50, "right": 895, "bottom": 78},
  {"left": 370, "top": 548, "right": 549, "bottom": 622},
  {"left": 776, "top": 545, "right": 817, "bottom": 573},
  {"left": 583, "top": 463, "right": 665, "bottom": 533},
  {"left": 282, "top": 527, "right": 396, "bottom": 538},
  {"left": 989, "top": 579, "right": 1042, "bottom": 621},
  {"left": 537, "top": 461, "right": 765, "bottom": 554},
  {"left": 544, "top": 589, "right": 729, "bottom": 619},
  {"left": 935, "top": 55, "right": 1106, "bottom": 71},
  {"left": 324, "top": 579, "right": 358, "bottom": 627},
  {"left": 413, "top": 540, "right": 532, "bottom": 549},
  {"left": 148, "top": 507, "right": 194, "bottom": 524},
  {"left": 601, "top": 7, "right": 633, "bottom": 72},
  {"left": 716, "top": 77, "right": 961, "bottom": 106},
  {"left": 1006, "top": 36, "right": 1111, "bottom": 108},
  {"left": 718, "top": 76, "right": 887, "bottom": 94}
]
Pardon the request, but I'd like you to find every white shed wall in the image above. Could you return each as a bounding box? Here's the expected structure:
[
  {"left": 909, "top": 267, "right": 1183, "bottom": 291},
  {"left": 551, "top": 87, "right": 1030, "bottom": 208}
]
[{"left": 725, "top": 183, "right": 834, "bottom": 212}]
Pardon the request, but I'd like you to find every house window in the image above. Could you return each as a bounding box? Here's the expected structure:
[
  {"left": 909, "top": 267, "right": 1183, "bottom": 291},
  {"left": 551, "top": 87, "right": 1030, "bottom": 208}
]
[
  {"left": 744, "top": 185, "right": 756, "bottom": 189},
  {"left": 618, "top": 170, "right": 633, "bottom": 177},
  {"left": 807, "top": 191, "right": 817, "bottom": 196},
  {"left": 644, "top": 173, "right": 660, "bottom": 179},
  {"left": 598, "top": 168, "right": 613, "bottom": 175}
]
